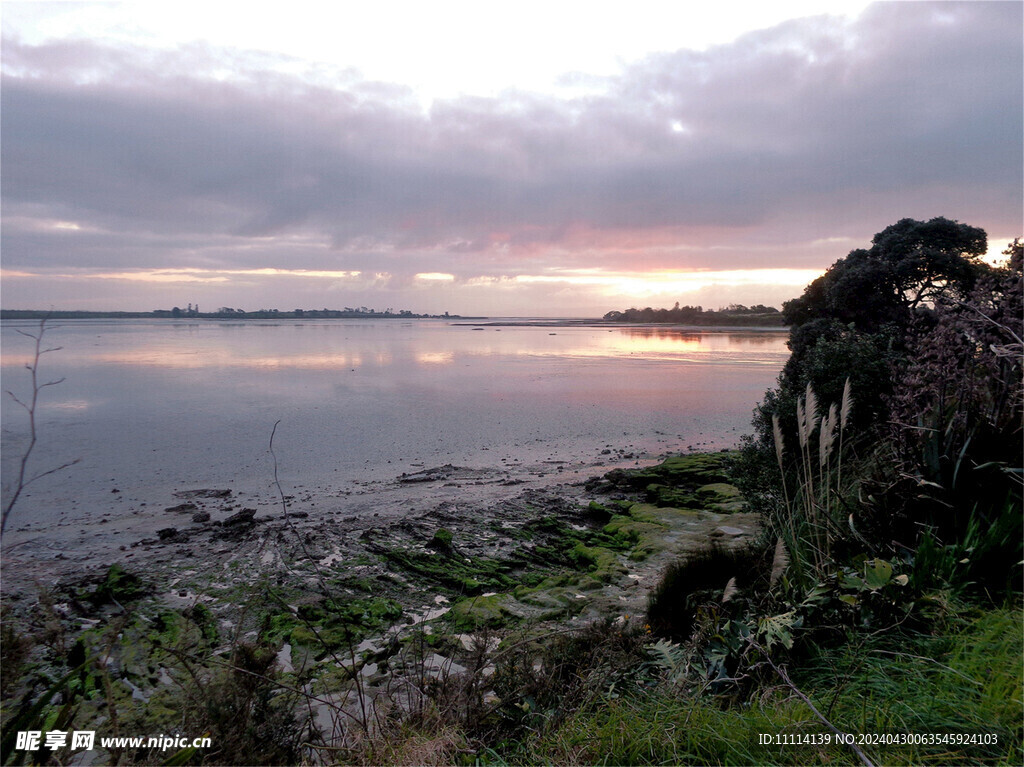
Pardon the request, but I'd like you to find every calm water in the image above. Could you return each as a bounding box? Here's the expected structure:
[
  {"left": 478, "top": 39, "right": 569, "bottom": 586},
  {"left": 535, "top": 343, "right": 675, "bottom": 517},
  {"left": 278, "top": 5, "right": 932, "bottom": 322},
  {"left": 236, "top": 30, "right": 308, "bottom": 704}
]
[{"left": 1, "top": 319, "right": 788, "bottom": 536}]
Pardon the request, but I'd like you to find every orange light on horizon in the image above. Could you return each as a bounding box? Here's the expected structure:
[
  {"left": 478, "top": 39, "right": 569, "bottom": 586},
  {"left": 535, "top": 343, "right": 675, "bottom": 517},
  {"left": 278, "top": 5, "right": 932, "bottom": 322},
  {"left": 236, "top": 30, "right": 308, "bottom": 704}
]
[{"left": 514, "top": 268, "right": 824, "bottom": 296}]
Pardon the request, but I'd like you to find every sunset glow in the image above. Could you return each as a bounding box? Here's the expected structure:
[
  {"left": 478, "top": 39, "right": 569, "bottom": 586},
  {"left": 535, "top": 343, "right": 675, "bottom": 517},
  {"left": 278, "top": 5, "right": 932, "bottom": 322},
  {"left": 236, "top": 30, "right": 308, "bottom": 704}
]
[{"left": 2, "top": 2, "right": 1020, "bottom": 316}]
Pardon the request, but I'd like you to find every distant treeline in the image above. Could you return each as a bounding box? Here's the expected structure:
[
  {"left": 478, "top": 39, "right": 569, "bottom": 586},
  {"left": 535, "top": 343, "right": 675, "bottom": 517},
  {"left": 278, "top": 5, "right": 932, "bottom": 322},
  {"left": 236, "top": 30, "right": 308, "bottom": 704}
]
[
  {"left": 0, "top": 307, "right": 472, "bottom": 321},
  {"left": 603, "top": 303, "right": 784, "bottom": 325}
]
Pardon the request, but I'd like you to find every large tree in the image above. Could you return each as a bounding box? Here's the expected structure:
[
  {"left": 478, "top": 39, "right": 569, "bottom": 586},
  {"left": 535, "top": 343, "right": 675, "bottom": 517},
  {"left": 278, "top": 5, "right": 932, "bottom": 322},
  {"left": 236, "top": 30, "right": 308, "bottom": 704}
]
[
  {"left": 744, "top": 217, "right": 993, "bottom": 472},
  {"left": 783, "top": 217, "right": 988, "bottom": 334}
]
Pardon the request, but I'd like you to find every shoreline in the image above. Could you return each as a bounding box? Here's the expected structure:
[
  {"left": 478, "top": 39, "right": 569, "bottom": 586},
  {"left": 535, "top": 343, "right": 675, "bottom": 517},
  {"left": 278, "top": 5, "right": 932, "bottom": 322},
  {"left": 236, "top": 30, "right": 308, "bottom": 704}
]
[
  {"left": 1, "top": 432, "right": 745, "bottom": 595},
  {"left": 1, "top": 447, "right": 758, "bottom": 755}
]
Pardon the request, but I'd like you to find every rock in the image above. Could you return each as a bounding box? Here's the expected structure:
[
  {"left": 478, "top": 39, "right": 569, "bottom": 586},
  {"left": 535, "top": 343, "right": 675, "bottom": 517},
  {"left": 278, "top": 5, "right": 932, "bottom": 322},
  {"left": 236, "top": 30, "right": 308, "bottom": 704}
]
[
  {"left": 173, "top": 489, "right": 232, "bottom": 499},
  {"left": 714, "top": 525, "right": 747, "bottom": 537},
  {"left": 399, "top": 465, "right": 454, "bottom": 483},
  {"left": 223, "top": 508, "right": 256, "bottom": 526},
  {"left": 191, "top": 511, "right": 211, "bottom": 523},
  {"left": 165, "top": 502, "right": 198, "bottom": 513},
  {"left": 157, "top": 527, "right": 179, "bottom": 541}
]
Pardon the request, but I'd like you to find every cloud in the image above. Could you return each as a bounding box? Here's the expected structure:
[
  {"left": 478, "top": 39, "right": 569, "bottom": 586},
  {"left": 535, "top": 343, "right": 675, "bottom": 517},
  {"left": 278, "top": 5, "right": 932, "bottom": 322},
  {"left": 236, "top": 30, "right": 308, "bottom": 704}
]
[{"left": 1, "top": 1, "right": 1021, "bottom": 315}]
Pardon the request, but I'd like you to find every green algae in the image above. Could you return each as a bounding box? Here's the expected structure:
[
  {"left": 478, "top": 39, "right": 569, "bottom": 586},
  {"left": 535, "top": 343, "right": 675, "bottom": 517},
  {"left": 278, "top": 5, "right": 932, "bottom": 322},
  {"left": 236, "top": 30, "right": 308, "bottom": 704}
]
[
  {"left": 430, "top": 527, "right": 454, "bottom": 549},
  {"left": 602, "top": 513, "right": 667, "bottom": 561},
  {"left": 447, "top": 594, "right": 517, "bottom": 631},
  {"left": 697, "top": 482, "right": 741, "bottom": 500},
  {"left": 377, "top": 546, "right": 517, "bottom": 595},
  {"left": 604, "top": 452, "right": 734, "bottom": 501},
  {"left": 85, "top": 564, "right": 149, "bottom": 605},
  {"left": 447, "top": 572, "right": 599, "bottom": 631},
  {"left": 567, "top": 543, "right": 627, "bottom": 582},
  {"left": 262, "top": 596, "right": 404, "bottom": 651}
]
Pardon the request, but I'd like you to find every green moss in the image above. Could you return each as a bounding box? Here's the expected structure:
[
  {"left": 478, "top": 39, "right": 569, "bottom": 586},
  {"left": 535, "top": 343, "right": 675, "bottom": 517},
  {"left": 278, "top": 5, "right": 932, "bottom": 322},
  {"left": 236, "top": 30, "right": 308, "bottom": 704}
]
[
  {"left": 645, "top": 483, "right": 699, "bottom": 507},
  {"left": 697, "top": 482, "right": 742, "bottom": 500},
  {"left": 567, "top": 543, "right": 627, "bottom": 582},
  {"left": 87, "top": 563, "right": 148, "bottom": 605},
  {"left": 627, "top": 503, "right": 699, "bottom": 524},
  {"left": 377, "top": 546, "right": 516, "bottom": 595},
  {"left": 186, "top": 603, "right": 219, "bottom": 645},
  {"left": 447, "top": 594, "right": 517, "bottom": 631},
  {"left": 605, "top": 452, "right": 734, "bottom": 502},
  {"left": 261, "top": 596, "right": 404, "bottom": 650},
  {"left": 602, "top": 514, "right": 667, "bottom": 561},
  {"left": 431, "top": 528, "right": 454, "bottom": 548}
]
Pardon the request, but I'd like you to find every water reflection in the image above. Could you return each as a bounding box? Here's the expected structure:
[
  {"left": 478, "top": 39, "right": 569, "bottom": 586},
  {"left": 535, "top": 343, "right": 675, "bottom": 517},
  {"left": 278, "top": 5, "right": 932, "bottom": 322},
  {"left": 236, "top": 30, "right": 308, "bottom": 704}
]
[
  {"left": 621, "top": 327, "right": 788, "bottom": 346},
  {"left": 416, "top": 351, "right": 455, "bottom": 365},
  {"left": 1, "top": 319, "right": 793, "bottom": 535},
  {"left": 0, "top": 321, "right": 789, "bottom": 374}
]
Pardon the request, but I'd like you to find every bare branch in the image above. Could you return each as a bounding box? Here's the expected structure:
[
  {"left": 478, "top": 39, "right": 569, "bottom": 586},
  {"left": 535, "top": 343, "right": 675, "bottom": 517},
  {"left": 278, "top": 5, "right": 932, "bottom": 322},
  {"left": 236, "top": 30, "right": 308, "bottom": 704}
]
[
  {"left": 2, "top": 318, "right": 79, "bottom": 537},
  {"left": 25, "top": 459, "right": 82, "bottom": 487},
  {"left": 6, "top": 391, "right": 29, "bottom": 412},
  {"left": 755, "top": 641, "right": 876, "bottom": 767}
]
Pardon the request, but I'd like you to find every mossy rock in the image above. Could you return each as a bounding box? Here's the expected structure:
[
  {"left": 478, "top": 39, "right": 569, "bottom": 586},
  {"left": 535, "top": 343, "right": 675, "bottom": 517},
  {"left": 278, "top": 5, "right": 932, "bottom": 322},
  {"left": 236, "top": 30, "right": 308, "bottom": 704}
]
[
  {"left": 429, "top": 528, "right": 454, "bottom": 549},
  {"left": 87, "top": 564, "right": 148, "bottom": 605},
  {"left": 603, "top": 514, "right": 668, "bottom": 561},
  {"left": 627, "top": 503, "right": 700, "bottom": 525},
  {"left": 697, "top": 482, "right": 741, "bottom": 499},
  {"left": 655, "top": 453, "right": 731, "bottom": 483},
  {"left": 262, "top": 596, "right": 403, "bottom": 649},
  {"left": 448, "top": 594, "right": 517, "bottom": 631},
  {"left": 567, "top": 543, "right": 627, "bottom": 582},
  {"left": 645, "top": 483, "right": 700, "bottom": 508},
  {"left": 605, "top": 452, "right": 732, "bottom": 493},
  {"left": 711, "top": 500, "right": 747, "bottom": 513},
  {"left": 378, "top": 547, "right": 515, "bottom": 595}
]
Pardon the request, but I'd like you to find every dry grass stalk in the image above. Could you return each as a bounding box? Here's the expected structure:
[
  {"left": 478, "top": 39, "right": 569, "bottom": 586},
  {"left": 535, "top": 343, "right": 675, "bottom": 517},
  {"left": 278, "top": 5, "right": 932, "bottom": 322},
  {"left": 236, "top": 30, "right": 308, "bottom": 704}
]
[
  {"left": 803, "top": 383, "right": 819, "bottom": 442},
  {"left": 770, "top": 539, "right": 789, "bottom": 589},
  {"left": 840, "top": 377, "right": 854, "bottom": 430},
  {"left": 819, "top": 403, "right": 838, "bottom": 469},
  {"left": 772, "top": 415, "right": 785, "bottom": 471},
  {"left": 722, "top": 577, "right": 739, "bottom": 604}
]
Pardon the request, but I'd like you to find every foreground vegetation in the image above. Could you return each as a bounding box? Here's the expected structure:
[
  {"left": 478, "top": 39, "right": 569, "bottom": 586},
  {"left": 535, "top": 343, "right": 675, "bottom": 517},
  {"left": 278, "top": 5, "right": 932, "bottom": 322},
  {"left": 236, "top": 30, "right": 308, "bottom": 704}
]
[{"left": 1, "top": 219, "right": 1020, "bottom": 765}]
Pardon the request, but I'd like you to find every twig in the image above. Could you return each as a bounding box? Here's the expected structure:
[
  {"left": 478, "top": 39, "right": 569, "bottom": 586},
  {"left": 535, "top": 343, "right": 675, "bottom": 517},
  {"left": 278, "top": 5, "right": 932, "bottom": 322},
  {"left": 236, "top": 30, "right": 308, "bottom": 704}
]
[
  {"left": 2, "top": 318, "right": 80, "bottom": 536},
  {"left": 755, "top": 641, "right": 876, "bottom": 767}
]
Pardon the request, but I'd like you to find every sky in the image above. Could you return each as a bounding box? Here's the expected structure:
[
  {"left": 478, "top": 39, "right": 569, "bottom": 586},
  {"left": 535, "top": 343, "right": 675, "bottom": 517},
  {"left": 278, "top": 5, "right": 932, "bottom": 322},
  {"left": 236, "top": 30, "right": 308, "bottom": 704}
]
[{"left": 1, "top": 1, "right": 1022, "bottom": 317}]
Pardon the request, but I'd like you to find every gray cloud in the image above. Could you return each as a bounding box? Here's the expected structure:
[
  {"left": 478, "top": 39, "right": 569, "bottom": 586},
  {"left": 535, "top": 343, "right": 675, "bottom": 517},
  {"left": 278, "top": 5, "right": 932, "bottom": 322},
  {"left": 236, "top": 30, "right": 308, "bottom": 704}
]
[{"left": 2, "top": 1, "right": 1021, "bottom": 296}]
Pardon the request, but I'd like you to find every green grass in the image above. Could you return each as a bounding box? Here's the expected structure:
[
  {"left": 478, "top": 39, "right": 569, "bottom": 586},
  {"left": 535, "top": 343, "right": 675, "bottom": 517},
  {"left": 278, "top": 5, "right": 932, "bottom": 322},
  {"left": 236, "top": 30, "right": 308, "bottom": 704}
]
[{"left": 492, "top": 606, "right": 1022, "bottom": 766}]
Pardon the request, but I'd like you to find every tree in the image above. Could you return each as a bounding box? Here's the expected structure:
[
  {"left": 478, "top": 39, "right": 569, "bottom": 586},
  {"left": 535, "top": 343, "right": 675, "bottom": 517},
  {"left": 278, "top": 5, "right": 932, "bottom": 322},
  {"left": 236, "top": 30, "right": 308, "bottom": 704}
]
[
  {"left": 743, "top": 218, "right": 994, "bottom": 481},
  {"left": 783, "top": 217, "right": 988, "bottom": 334}
]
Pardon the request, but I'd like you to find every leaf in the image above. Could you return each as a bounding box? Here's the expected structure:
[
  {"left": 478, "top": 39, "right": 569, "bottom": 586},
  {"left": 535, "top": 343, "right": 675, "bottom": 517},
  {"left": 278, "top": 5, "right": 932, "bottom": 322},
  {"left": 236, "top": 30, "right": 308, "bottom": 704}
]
[
  {"left": 647, "top": 639, "right": 684, "bottom": 673},
  {"left": 863, "top": 558, "right": 894, "bottom": 590},
  {"left": 893, "top": 574, "right": 909, "bottom": 586},
  {"left": 758, "top": 611, "right": 797, "bottom": 651},
  {"left": 840, "top": 571, "right": 868, "bottom": 591},
  {"left": 800, "top": 581, "right": 830, "bottom": 608},
  {"left": 838, "top": 593, "right": 859, "bottom": 606}
]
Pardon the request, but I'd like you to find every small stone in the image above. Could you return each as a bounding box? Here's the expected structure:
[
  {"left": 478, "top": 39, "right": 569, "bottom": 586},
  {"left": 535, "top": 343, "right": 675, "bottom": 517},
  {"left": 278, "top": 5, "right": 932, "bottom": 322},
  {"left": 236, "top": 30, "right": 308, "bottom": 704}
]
[
  {"left": 165, "top": 503, "right": 198, "bottom": 513},
  {"left": 223, "top": 508, "right": 256, "bottom": 526},
  {"left": 715, "top": 525, "right": 747, "bottom": 537}
]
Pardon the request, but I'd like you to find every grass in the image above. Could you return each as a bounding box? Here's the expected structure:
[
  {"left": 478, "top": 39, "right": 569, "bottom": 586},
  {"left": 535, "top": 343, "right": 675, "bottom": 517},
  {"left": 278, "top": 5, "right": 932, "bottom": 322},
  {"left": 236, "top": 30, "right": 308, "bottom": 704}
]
[{"left": 490, "top": 606, "right": 1022, "bottom": 766}]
